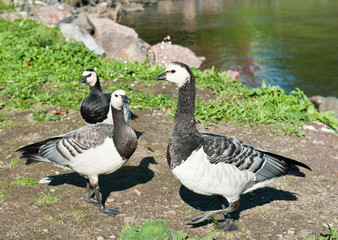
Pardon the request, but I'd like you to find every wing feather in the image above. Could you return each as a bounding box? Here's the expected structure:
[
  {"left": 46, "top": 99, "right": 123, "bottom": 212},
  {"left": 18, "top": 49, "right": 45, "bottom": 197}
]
[
  {"left": 201, "top": 133, "right": 310, "bottom": 182},
  {"left": 17, "top": 124, "right": 114, "bottom": 167}
]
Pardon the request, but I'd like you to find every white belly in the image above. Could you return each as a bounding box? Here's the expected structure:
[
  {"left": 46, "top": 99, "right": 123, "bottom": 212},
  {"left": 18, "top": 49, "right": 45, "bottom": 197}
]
[
  {"left": 172, "top": 148, "right": 256, "bottom": 202},
  {"left": 69, "top": 138, "right": 125, "bottom": 178}
]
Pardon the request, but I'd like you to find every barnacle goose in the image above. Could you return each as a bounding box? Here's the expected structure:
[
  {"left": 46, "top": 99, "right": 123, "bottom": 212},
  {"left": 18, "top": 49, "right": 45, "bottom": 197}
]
[
  {"left": 156, "top": 62, "right": 311, "bottom": 230},
  {"left": 17, "top": 90, "right": 138, "bottom": 217},
  {"left": 80, "top": 69, "right": 138, "bottom": 125}
]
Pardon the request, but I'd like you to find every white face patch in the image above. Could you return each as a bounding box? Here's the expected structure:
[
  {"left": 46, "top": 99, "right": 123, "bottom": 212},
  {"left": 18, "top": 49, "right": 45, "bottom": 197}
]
[
  {"left": 111, "top": 90, "right": 127, "bottom": 110},
  {"left": 163, "top": 63, "right": 190, "bottom": 88},
  {"left": 82, "top": 70, "right": 98, "bottom": 87}
]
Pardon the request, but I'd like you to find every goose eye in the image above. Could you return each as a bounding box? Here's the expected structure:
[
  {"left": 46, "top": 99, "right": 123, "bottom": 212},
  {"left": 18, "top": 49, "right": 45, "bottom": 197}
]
[
  {"left": 115, "top": 94, "right": 118, "bottom": 97},
  {"left": 171, "top": 70, "right": 176, "bottom": 73}
]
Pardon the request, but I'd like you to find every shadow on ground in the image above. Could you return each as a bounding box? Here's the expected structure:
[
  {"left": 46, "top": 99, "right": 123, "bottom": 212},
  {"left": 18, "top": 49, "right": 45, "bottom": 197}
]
[
  {"left": 179, "top": 184, "right": 297, "bottom": 225},
  {"left": 47, "top": 156, "right": 157, "bottom": 204}
]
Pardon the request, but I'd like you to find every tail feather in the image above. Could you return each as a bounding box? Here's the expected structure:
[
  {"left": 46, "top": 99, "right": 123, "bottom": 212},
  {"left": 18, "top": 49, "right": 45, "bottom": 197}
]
[
  {"left": 17, "top": 136, "right": 63, "bottom": 165},
  {"left": 131, "top": 112, "right": 138, "bottom": 120},
  {"left": 263, "top": 151, "right": 312, "bottom": 171}
]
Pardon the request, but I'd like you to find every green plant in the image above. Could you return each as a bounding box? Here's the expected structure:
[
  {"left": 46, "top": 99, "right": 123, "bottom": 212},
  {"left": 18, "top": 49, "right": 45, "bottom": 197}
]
[
  {"left": 0, "top": 189, "right": 9, "bottom": 200},
  {"left": 0, "top": 0, "right": 14, "bottom": 13},
  {"left": 1, "top": 179, "right": 9, "bottom": 186},
  {"left": 13, "top": 177, "right": 37, "bottom": 186},
  {"left": 72, "top": 210, "right": 87, "bottom": 218},
  {"left": 10, "top": 159, "right": 19, "bottom": 167},
  {"left": 32, "top": 108, "right": 62, "bottom": 122},
  {"left": 303, "top": 224, "right": 338, "bottom": 240},
  {"left": 119, "top": 216, "right": 213, "bottom": 240},
  {"left": 36, "top": 193, "right": 61, "bottom": 202},
  {"left": 318, "top": 224, "right": 337, "bottom": 240}
]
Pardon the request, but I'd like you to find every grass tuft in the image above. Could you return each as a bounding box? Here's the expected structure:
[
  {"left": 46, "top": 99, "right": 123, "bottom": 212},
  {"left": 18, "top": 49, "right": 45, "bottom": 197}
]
[
  {"left": 13, "top": 177, "right": 38, "bottom": 186},
  {"left": 36, "top": 193, "right": 61, "bottom": 202},
  {"left": 119, "top": 216, "right": 213, "bottom": 240}
]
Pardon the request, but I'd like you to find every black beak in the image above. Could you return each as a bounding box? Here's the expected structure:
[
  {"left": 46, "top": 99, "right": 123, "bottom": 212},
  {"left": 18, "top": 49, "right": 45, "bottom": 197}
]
[
  {"left": 79, "top": 76, "right": 87, "bottom": 84},
  {"left": 122, "top": 95, "right": 131, "bottom": 104},
  {"left": 156, "top": 72, "right": 167, "bottom": 81}
]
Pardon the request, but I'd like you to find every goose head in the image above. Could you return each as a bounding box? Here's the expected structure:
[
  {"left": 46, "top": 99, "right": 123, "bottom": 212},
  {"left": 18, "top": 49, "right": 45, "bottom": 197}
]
[
  {"left": 156, "top": 62, "right": 191, "bottom": 88},
  {"left": 111, "top": 90, "right": 131, "bottom": 110},
  {"left": 80, "top": 69, "right": 98, "bottom": 87}
]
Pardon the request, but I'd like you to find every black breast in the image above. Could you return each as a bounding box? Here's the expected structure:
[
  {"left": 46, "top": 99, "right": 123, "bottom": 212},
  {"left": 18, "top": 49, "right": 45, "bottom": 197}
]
[{"left": 81, "top": 93, "right": 110, "bottom": 124}]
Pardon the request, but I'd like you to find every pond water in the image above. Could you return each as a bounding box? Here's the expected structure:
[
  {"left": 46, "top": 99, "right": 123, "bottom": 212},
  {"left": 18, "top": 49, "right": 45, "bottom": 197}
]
[{"left": 120, "top": 0, "right": 338, "bottom": 97}]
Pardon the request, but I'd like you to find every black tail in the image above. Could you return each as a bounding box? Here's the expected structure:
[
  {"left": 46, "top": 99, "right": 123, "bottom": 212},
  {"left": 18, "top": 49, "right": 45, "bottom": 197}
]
[
  {"left": 263, "top": 151, "right": 312, "bottom": 174},
  {"left": 131, "top": 111, "right": 138, "bottom": 120},
  {"left": 16, "top": 136, "right": 61, "bottom": 165}
]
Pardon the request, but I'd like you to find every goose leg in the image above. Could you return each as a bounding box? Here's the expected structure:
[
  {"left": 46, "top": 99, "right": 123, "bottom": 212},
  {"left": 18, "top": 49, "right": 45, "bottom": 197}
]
[
  {"left": 186, "top": 199, "right": 240, "bottom": 225},
  {"left": 214, "top": 197, "right": 238, "bottom": 231},
  {"left": 93, "top": 186, "right": 120, "bottom": 217},
  {"left": 84, "top": 180, "right": 98, "bottom": 205}
]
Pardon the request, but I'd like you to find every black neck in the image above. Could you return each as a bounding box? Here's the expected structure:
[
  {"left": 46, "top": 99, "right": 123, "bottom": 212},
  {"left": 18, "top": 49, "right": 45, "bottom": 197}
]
[
  {"left": 112, "top": 106, "right": 134, "bottom": 159},
  {"left": 112, "top": 106, "right": 128, "bottom": 133},
  {"left": 90, "top": 80, "right": 103, "bottom": 93},
  {"left": 173, "top": 74, "right": 197, "bottom": 131},
  {"left": 168, "top": 73, "right": 203, "bottom": 169}
]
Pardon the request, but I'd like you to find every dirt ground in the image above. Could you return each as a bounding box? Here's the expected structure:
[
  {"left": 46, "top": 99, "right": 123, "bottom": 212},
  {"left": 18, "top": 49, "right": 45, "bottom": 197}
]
[{"left": 0, "top": 100, "right": 337, "bottom": 239}]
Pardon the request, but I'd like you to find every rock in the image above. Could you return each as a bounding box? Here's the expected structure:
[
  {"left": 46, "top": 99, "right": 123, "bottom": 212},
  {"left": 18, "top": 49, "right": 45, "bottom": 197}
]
[
  {"left": 133, "top": 0, "right": 158, "bottom": 5},
  {"left": 296, "top": 229, "right": 313, "bottom": 238},
  {"left": 310, "top": 96, "right": 338, "bottom": 118},
  {"left": 226, "top": 70, "right": 240, "bottom": 81},
  {"left": 59, "top": 14, "right": 95, "bottom": 35},
  {"left": 121, "top": 3, "right": 145, "bottom": 12},
  {"left": 59, "top": 23, "right": 105, "bottom": 55},
  {"left": 0, "top": 11, "right": 30, "bottom": 21},
  {"left": 303, "top": 121, "right": 335, "bottom": 134},
  {"left": 96, "top": 31, "right": 149, "bottom": 62},
  {"left": 150, "top": 42, "right": 205, "bottom": 68},
  {"left": 86, "top": 1, "right": 122, "bottom": 20},
  {"left": 35, "top": 5, "right": 72, "bottom": 27},
  {"left": 89, "top": 17, "right": 138, "bottom": 38}
]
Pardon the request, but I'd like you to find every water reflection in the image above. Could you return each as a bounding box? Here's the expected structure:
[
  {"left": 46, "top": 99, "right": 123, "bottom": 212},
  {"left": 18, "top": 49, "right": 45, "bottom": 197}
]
[{"left": 121, "top": 0, "right": 338, "bottom": 96}]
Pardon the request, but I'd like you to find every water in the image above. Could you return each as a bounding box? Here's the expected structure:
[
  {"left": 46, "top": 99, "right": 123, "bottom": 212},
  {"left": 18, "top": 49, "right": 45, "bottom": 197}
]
[{"left": 120, "top": 0, "right": 338, "bottom": 97}]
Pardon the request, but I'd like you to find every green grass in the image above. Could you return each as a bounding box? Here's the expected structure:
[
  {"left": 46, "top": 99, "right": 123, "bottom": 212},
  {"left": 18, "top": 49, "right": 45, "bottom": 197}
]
[
  {"left": 10, "top": 158, "right": 19, "bottom": 167},
  {"left": 12, "top": 177, "right": 38, "bottom": 186},
  {"left": 303, "top": 224, "right": 337, "bottom": 240},
  {"left": 0, "top": 0, "right": 14, "bottom": 13},
  {"left": 36, "top": 193, "right": 61, "bottom": 202},
  {"left": 72, "top": 210, "right": 87, "bottom": 218},
  {"left": 118, "top": 216, "right": 213, "bottom": 240},
  {"left": 0, "top": 189, "right": 9, "bottom": 200},
  {"left": 32, "top": 108, "right": 62, "bottom": 122},
  {"left": 0, "top": 18, "right": 337, "bottom": 135}
]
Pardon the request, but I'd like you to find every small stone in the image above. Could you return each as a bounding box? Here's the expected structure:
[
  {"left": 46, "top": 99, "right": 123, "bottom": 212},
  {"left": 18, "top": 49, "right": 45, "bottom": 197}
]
[
  {"left": 134, "top": 189, "right": 141, "bottom": 196},
  {"left": 303, "top": 125, "right": 317, "bottom": 132},
  {"left": 297, "top": 229, "right": 313, "bottom": 238}
]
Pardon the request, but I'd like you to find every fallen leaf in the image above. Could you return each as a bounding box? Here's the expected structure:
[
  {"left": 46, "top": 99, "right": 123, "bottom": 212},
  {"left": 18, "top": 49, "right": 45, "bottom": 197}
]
[
  {"left": 26, "top": 61, "right": 33, "bottom": 66},
  {"left": 55, "top": 109, "right": 68, "bottom": 116}
]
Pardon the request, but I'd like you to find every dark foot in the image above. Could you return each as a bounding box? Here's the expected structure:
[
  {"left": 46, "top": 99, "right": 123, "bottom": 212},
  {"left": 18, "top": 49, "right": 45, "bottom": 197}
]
[
  {"left": 84, "top": 195, "right": 98, "bottom": 205},
  {"left": 215, "top": 219, "right": 238, "bottom": 231},
  {"left": 101, "top": 207, "right": 121, "bottom": 217},
  {"left": 186, "top": 212, "right": 213, "bottom": 225}
]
